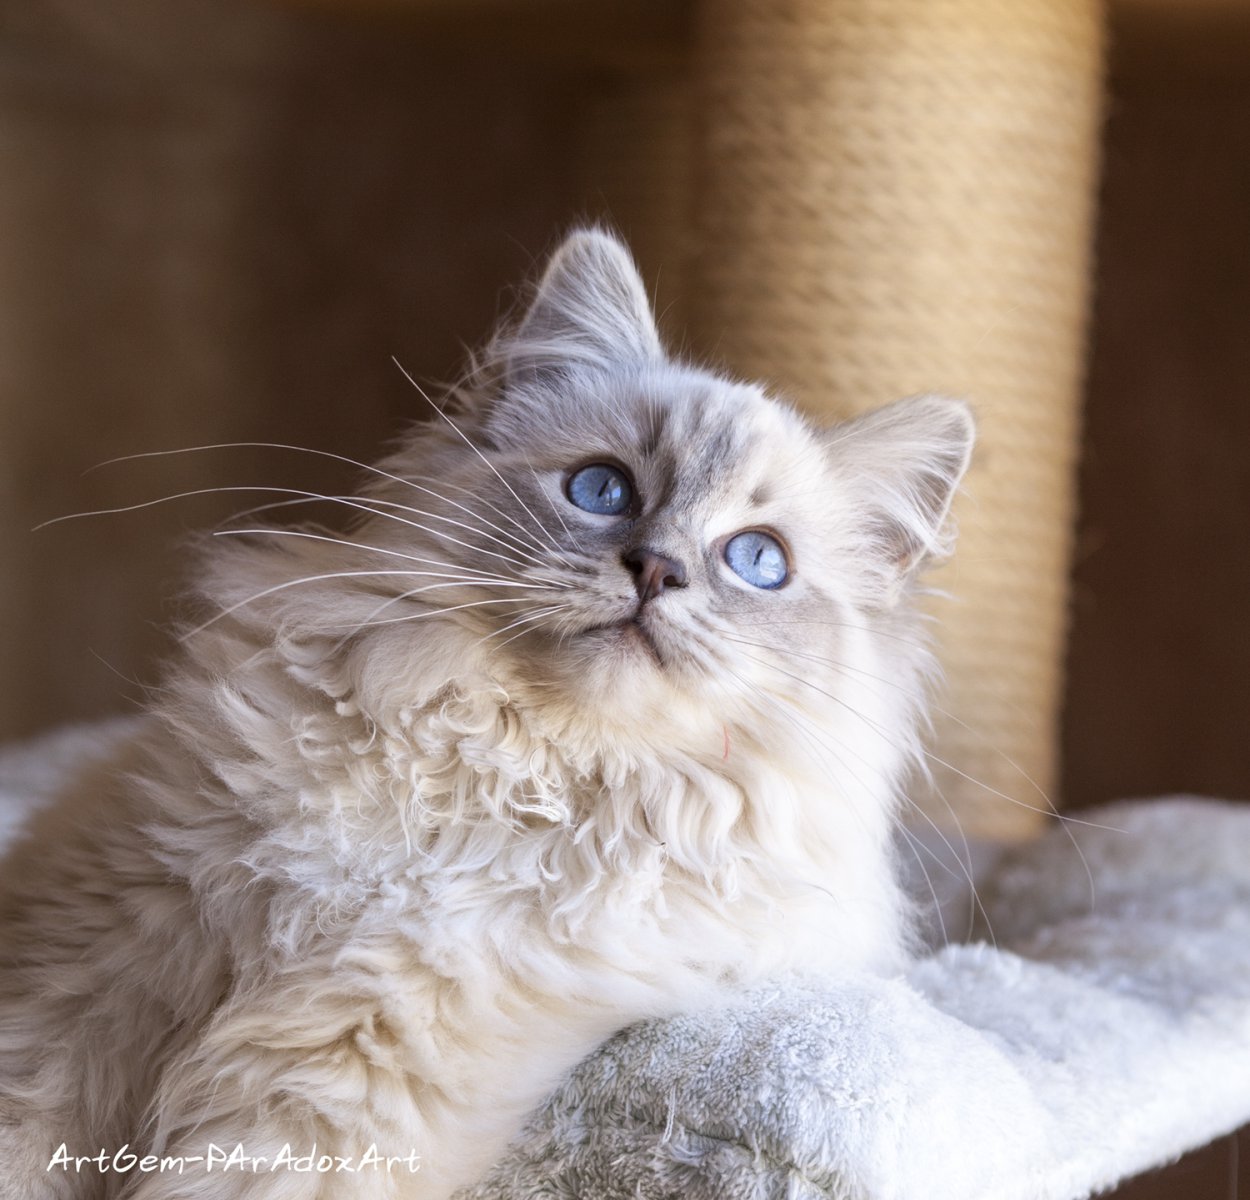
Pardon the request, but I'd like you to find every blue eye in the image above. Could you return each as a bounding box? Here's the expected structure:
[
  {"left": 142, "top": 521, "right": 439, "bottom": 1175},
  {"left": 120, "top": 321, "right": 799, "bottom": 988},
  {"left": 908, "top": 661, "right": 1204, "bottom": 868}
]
[
  {"left": 566, "top": 463, "right": 633, "bottom": 515},
  {"left": 724, "top": 531, "right": 789, "bottom": 589}
]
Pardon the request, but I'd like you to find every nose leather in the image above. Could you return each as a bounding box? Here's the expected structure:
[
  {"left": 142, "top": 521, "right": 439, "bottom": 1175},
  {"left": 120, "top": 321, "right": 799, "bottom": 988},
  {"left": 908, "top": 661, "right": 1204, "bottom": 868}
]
[{"left": 622, "top": 547, "right": 688, "bottom": 604}]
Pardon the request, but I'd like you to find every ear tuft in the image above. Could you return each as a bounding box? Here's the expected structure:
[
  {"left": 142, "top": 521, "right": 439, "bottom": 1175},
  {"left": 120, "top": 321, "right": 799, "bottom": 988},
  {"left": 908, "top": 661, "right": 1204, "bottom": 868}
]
[
  {"left": 825, "top": 394, "right": 976, "bottom": 603},
  {"left": 502, "top": 229, "right": 662, "bottom": 386}
]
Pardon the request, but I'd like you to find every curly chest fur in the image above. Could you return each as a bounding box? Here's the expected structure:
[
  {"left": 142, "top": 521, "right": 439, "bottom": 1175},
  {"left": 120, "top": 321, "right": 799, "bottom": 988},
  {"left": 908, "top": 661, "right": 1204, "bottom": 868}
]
[{"left": 167, "top": 663, "right": 901, "bottom": 998}]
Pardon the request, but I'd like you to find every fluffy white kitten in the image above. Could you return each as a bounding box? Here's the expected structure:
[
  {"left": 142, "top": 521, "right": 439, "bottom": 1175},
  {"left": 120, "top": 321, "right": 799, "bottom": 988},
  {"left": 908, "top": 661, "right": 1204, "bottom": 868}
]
[{"left": 0, "top": 230, "right": 973, "bottom": 1199}]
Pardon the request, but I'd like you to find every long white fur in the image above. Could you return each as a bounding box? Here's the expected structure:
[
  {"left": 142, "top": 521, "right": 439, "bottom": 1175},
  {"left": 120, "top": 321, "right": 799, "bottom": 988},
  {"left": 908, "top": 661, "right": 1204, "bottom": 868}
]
[{"left": 0, "top": 229, "right": 974, "bottom": 1199}]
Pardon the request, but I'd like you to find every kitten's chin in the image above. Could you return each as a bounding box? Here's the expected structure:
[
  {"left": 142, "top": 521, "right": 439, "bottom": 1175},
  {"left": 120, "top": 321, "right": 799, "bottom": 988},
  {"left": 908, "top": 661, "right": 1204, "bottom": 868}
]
[
  {"left": 506, "top": 610, "right": 701, "bottom": 728},
  {"left": 581, "top": 617, "right": 664, "bottom": 667}
]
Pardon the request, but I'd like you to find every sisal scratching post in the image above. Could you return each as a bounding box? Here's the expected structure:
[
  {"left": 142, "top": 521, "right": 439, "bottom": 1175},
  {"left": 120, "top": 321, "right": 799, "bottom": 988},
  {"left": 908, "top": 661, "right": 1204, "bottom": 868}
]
[{"left": 690, "top": 0, "right": 1104, "bottom": 837}]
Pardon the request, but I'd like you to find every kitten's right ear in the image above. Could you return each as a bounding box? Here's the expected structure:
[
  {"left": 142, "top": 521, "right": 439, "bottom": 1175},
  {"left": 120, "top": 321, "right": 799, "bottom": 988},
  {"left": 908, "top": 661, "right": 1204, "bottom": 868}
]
[
  {"left": 500, "top": 229, "right": 663, "bottom": 387},
  {"left": 824, "top": 394, "right": 976, "bottom": 605}
]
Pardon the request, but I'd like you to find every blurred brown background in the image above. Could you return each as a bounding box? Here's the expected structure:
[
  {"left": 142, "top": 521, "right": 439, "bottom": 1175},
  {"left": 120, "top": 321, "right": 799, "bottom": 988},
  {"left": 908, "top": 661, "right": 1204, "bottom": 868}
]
[
  {"left": 1, "top": 0, "right": 1248, "bottom": 801},
  {"left": 4, "top": 0, "right": 1247, "bottom": 813},
  {"left": 0, "top": 0, "right": 681, "bottom": 738},
  {"left": 1062, "top": 2, "right": 1250, "bottom": 812},
  {"left": 1, "top": 1, "right": 1249, "bottom": 1193},
  {"left": 0, "top": 0, "right": 703, "bottom": 739}
]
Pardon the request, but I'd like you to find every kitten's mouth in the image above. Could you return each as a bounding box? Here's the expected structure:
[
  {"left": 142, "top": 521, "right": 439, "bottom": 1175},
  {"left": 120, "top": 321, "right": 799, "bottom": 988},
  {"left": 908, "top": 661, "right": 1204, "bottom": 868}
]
[{"left": 585, "top": 615, "right": 665, "bottom": 666}]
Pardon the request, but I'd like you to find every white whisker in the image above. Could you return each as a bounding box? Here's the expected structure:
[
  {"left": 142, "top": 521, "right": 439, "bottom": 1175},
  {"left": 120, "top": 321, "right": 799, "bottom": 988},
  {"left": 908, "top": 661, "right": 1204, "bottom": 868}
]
[
  {"left": 894, "top": 823, "right": 954, "bottom": 948},
  {"left": 392, "top": 356, "right": 569, "bottom": 561},
  {"left": 337, "top": 595, "right": 539, "bottom": 637},
  {"left": 895, "top": 794, "right": 995, "bottom": 948},
  {"left": 216, "top": 489, "right": 558, "bottom": 573},
  {"left": 354, "top": 496, "right": 554, "bottom": 571},
  {"left": 178, "top": 568, "right": 510, "bottom": 641},
  {"left": 79, "top": 438, "right": 561, "bottom": 561},
  {"left": 401, "top": 472, "right": 555, "bottom": 559},
  {"left": 716, "top": 659, "right": 895, "bottom": 862},
  {"left": 729, "top": 640, "right": 1103, "bottom": 908},
  {"left": 33, "top": 484, "right": 293, "bottom": 532},
  {"left": 524, "top": 456, "right": 584, "bottom": 555},
  {"left": 211, "top": 527, "right": 563, "bottom": 588},
  {"left": 718, "top": 641, "right": 994, "bottom": 943},
  {"left": 39, "top": 482, "right": 559, "bottom": 578},
  {"left": 474, "top": 604, "right": 570, "bottom": 652}
]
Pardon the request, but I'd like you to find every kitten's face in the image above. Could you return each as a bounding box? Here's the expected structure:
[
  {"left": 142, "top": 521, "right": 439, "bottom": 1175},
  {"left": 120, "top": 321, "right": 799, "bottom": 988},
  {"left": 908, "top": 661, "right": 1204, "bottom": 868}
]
[
  {"left": 461, "top": 370, "right": 850, "bottom": 716},
  {"left": 360, "top": 231, "right": 972, "bottom": 742}
]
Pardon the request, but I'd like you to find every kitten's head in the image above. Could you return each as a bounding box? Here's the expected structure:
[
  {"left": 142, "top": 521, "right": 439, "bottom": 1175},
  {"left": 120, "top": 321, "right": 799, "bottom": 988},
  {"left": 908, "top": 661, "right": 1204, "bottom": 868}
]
[{"left": 329, "top": 229, "right": 973, "bottom": 759}]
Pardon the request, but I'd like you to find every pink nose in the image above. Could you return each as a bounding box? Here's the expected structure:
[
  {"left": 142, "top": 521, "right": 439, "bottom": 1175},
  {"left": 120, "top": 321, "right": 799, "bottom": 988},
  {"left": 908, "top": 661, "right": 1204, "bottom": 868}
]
[{"left": 622, "top": 547, "right": 688, "bottom": 604}]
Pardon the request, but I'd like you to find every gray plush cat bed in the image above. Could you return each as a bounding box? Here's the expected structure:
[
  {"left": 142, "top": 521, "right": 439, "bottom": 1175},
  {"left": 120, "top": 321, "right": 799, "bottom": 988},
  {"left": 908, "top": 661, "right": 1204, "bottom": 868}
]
[{"left": 5, "top": 724, "right": 1250, "bottom": 1200}]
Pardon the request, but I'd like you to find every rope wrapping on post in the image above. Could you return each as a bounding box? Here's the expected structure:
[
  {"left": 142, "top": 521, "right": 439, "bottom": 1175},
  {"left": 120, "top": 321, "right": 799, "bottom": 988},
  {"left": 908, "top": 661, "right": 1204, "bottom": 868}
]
[{"left": 690, "top": 0, "right": 1104, "bottom": 837}]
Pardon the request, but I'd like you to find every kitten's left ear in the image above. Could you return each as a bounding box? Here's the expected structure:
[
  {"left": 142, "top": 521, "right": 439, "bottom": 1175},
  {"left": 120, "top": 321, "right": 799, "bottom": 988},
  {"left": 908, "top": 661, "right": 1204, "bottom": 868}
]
[
  {"left": 503, "top": 228, "right": 663, "bottom": 385},
  {"left": 825, "top": 394, "right": 976, "bottom": 602}
]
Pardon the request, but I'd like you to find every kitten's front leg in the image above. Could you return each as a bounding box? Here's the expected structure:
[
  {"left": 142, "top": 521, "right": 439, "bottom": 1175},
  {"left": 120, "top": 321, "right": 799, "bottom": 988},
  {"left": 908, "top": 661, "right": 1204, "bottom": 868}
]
[
  {"left": 116, "top": 1112, "right": 417, "bottom": 1200},
  {"left": 117, "top": 984, "right": 566, "bottom": 1200},
  {"left": 2, "top": 1116, "right": 97, "bottom": 1199},
  {"left": 115, "top": 1081, "right": 437, "bottom": 1200}
]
